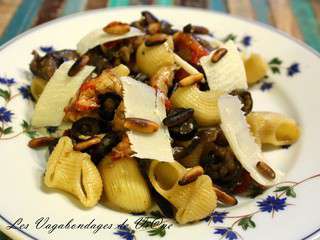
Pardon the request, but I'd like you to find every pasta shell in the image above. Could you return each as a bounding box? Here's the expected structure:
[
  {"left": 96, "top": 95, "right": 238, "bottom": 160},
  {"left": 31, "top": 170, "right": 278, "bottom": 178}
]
[
  {"left": 170, "top": 85, "right": 223, "bottom": 126},
  {"left": 99, "top": 156, "right": 152, "bottom": 213},
  {"left": 148, "top": 161, "right": 217, "bottom": 224},
  {"left": 136, "top": 40, "right": 175, "bottom": 76},
  {"left": 247, "top": 112, "right": 300, "bottom": 146},
  {"left": 44, "top": 137, "right": 103, "bottom": 208},
  {"left": 244, "top": 54, "right": 268, "bottom": 86},
  {"left": 31, "top": 77, "right": 47, "bottom": 101}
]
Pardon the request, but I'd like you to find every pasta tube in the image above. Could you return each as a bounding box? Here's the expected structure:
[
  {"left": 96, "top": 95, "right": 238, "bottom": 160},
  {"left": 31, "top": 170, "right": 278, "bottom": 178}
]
[
  {"left": 247, "top": 112, "right": 300, "bottom": 146},
  {"left": 148, "top": 161, "right": 217, "bottom": 224},
  {"left": 170, "top": 85, "right": 223, "bottom": 126},
  {"left": 99, "top": 156, "right": 152, "bottom": 213},
  {"left": 44, "top": 137, "right": 103, "bottom": 208}
]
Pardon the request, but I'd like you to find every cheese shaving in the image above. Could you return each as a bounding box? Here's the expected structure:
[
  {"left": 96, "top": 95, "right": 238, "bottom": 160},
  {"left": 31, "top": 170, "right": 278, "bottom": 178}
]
[
  {"left": 120, "top": 76, "right": 174, "bottom": 162},
  {"left": 200, "top": 40, "right": 248, "bottom": 93},
  {"left": 31, "top": 61, "right": 95, "bottom": 127},
  {"left": 77, "top": 27, "right": 144, "bottom": 55},
  {"left": 218, "top": 95, "right": 283, "bottom": 186}
]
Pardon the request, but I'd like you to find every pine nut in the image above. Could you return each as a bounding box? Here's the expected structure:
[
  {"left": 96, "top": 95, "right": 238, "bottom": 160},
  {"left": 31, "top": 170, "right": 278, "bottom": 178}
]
[
  {"left": 211, "top": 48, "right": 228, "bottom": 63},
  {"left": 68, "top": 55, "right": 90, "bottom": 77},
  {"left": 179, "top": 166, "right": 204, "bottom": 185},
  {"left": 179, "top": 73, "right": 203, "bottom": 87},
  {"left": 256, "top": 161, "right": 276, "bottom": 179},
  {"left": 74, "top": 137, "right": 101, "bottom": 151},
  {"left": 213, "top": 184, "right": 238, "bottom": 206},
  {"left": 103, "top": 21, "right": 130, "bottom": 35},
  {"left": 124, "top": 118, "right": 160, "bottom": 133},
  {"left": 145, "top": 33, "right": 167, "bottom": 47},
  {"left": 28, "top": 137, "right": 56, "bottom": 148}
]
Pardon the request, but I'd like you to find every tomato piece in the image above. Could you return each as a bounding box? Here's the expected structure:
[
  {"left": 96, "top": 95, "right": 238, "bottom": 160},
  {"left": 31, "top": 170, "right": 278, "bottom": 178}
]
[{"left": 174, "top": 32, "right": 209, "bottom": 65}]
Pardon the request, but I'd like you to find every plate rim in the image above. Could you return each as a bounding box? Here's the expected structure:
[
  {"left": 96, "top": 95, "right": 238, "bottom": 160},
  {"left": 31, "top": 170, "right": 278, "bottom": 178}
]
[{"left": 0, "top": 5, "right": 319, "bottom": 240}]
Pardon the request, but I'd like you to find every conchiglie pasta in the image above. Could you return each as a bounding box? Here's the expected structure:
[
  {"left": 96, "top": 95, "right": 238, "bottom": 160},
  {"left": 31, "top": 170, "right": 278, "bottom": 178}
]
[
  {"left": 99, "top": 156, "right": 152, "bottom": 213},
  {"left": 136, "top": 39, "right": 175, "bottom": 76},
  {"left": 170, "top": 85, "right": 223, "bottom": 126},
  {"left": 244, "top": 53, "right": 268, "bottom": 86},
  {"left": 44, "top": 137, "right": 103, "bottom": 208},
  {"left": 148, "top": 161, "right": 217, "bottom": 224},
  {"left": 247, "top": 112, "right": 300, "bottom": 146},
  {"left": 31, "top": 77, "right": 47, "bottom": 101}
]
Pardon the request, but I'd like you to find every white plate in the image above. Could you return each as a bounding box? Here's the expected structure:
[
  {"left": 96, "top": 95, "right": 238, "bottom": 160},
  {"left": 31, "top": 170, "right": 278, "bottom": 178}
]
[{"left": 0, "top": 6, "right": 320, "bottom": 240}]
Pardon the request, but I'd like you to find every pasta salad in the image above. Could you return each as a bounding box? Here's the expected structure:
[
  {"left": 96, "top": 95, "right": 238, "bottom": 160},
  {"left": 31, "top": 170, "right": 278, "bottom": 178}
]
[{"left": 28, "top": 11, "right": 300, "bottom": 224}]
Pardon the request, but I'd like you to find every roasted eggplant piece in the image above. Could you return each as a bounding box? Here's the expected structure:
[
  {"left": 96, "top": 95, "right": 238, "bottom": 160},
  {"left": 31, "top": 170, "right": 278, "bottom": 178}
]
[
  {"left": 30, "top": 49, "right": 79, "bottom": 80},
  {"left": 70, "top": 117, "right": 105, "bottom": 140},
  {"left": 86, "top": 47, "right": 110, "bottom": 74},
  {"left": 169, "top": 117, "right": 198, "bottom": 141},
  {"left": 163, "top": 108, "right": 194, "bottom": 127},
  {"left": 87, "top": 131, "right": 121, "bottom": 165},
  {"left": 98, "top": 93, "right": 122, "bottom": 121},
  {"left": 229, "top": 89, "right": 253, "bottom": 115},
  {"left": 200, "top": 143, "right": 243, "bottom": 192}
]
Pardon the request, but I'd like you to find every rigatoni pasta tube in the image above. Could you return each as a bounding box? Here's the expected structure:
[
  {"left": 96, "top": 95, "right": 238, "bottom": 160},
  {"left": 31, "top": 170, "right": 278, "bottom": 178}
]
[
  {"left": 247, "top": 112, "right": 300, "bottom": 146},
  {"left": 148, "top": 161, "right": 217, "bottom": 224},
  {"left": 170, "top": 85, "right": 223, "bottom": 126},
  {"left": 44, "top": 136, "right": 103, "bottom": 208},
  {"left": 99, "top": 156, "right": 152, "bottom": 213}
]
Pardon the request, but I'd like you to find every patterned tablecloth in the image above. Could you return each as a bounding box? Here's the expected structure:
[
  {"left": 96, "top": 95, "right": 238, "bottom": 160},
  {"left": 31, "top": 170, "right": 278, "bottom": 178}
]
[{"left": 0, "top": 0, "right": 319, "bottom": 239}]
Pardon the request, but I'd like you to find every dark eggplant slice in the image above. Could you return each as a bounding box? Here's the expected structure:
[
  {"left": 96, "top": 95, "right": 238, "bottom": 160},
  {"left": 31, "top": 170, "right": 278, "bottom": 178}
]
[
  {"left": 88, "top": 131, "right": 121, "bottom": 165},
  {"left": 169, "top": 117, "right": 198, "bottom": 141},
  {"left": 70, "top": 117, "right": 104, "bottom": 139},
  {"left": 98, "top": 93, "right": 122, "bottom": 121},
  {"left": 229, "top": 89, "right": 253, "bottom": 115},
  {"left": 163, "top": 108, "right": 194, "bottom": 127},
  {"left": 200, "top": 143, "right": 243, "bottom": 192},
  {"left": 30, "top": 49, "right": 79, "bottom": 80},
  {"left": 86, "top": 47, "right": 111, "bottom": 74}
]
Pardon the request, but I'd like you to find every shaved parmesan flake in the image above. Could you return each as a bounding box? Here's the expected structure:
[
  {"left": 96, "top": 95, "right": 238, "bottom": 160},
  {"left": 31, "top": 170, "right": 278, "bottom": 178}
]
[
  {"left": 77, "top": 27, "right": 144, "bottom": 55},
  {"left": 218, "top": 95, "right": 283, "bottom": 186},
  {"left": 173, "top": 53, "right": 200, "bottom": 75},
  {"left": 120, "top": 76, "right": 174, "bottom": 162},
  {"left": 200, "top": 40, "right": 248, "bottom": 93},
  {"left": 31, "top": 61, "right": 95, "bottom": 127}
]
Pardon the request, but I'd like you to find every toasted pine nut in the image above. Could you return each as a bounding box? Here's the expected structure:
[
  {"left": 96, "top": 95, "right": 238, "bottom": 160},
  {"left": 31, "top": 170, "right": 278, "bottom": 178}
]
[
  {"left": 145, "top": 33, "right": 167, "bottom": 47},
  {"left": 28, "top": 137, "right": 56, "bottom": 148},
  {"left": 256, "top": 161, "right": 276, "bottom": 179},
  {"left": 68, "top": 55, "right": 90, "bottom": 77},
  {"left": 74, "top": 137, "right": 101, "bottom": 151},
  {"left": 211, "top": 48, "right": 228, "bottom": 63},
  {"left": 124, "top": 118, "right": 160, "bottom": 133},
  {"left": 179, "top": 166, "right": 204, "bottom": 185},
  {"left": 213, "top": 184, "right": 238, "bottom": 206},
  {"left": 179, "top": 73, "right": 203, "bottom": 87},
  {"left": 103, "top": 21, "right": 130, "bottom": 35}
]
